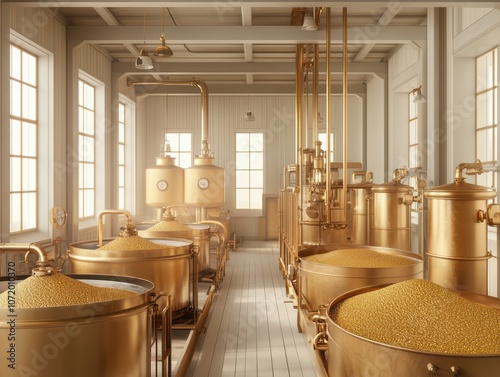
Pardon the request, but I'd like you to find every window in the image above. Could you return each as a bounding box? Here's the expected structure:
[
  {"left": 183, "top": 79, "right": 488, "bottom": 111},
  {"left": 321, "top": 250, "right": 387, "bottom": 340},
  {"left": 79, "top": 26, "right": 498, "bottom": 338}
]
[
  {"left": 165, "top": 132, "right": 192, "bottom": 168},
  {"left": 235, "top": 132, "right": 264, "bottom": 210},
  {"left": 408, "top": 92, "right": 421, "bottom": 212},
  {"left": 10, "top": 45, "right": 38, "bottom": 233},
  {"left": 78, "top": 79, "right": 96, "bottom": 219},
  {"left": 476, "top": 48, "right": 498, "bottom": 191},
  {"left": 118, "top": 102, "right": 126, "bottom": 210},
  {"left": 318, "top": 132, "right": 335, "bottom": 161}
]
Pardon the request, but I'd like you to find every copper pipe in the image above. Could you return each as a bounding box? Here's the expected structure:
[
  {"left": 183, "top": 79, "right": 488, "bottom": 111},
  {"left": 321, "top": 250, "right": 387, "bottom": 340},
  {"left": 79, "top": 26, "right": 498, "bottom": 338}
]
[
  {"left": 313, "top": 44, "right": 319, "bottom": 141},
  {"left": 0, "top": 243, "right": 47, "bottom": 264},
  {"left": 97, "top": 209, "right": 134, "bottom": 247},
  {"left": 341, "top": 7, "right": 348, "bottom": 225},
  {"left": 295, "top": 44, "right": 304, "bottom": 166},
  {"left": 325, "top": 7, "right": 332, "bottom": 223},
  {"left": 127, "top": 77, "right": 210, "bottom": 157},
  {"left": 454, "top": 160, "right": 484, "bottom": 182}
]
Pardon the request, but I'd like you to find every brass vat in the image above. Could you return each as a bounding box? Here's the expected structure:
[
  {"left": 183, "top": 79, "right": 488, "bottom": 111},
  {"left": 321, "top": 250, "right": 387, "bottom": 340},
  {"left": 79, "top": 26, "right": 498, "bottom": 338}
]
[
  {"left": 326, "top": 284, "right": 500, "bottom": 377},
  {"left": 299, "top": 245, "right": 423, "bottom": 311},
  {"left": 69, "top": 238, "right": 193, "bottom": 314},
  {"left": 0, "top": 274, "right": 161, "bottom": 377}
]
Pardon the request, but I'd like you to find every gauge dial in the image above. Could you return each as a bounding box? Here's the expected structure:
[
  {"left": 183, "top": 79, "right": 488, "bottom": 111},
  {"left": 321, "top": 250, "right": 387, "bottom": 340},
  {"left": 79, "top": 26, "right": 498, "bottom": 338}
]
[
  {"left": 157, "top": 180, "right": 168, "bottom": 191},
  {"left": 52, "top": 207, "right": 67, "bottom": 228},
  {"left": 198, "top": 177, "right": 209, "bottom": 190}
]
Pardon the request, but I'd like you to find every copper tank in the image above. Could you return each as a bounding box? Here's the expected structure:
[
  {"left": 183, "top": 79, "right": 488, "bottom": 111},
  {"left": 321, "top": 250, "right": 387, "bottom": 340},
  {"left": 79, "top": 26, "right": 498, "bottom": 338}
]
[
  {"left": 69, "top": 237, "right": 193, "bottom": 314},
  {"left": 137, "top": 219, "right": 211, "bottom": 273},
  {"left": 424, "top": 163, "right": 496, "bottom": 295},
  {"left": 370, "top": 180, "right": 411, "bottom": 251},
  {"left": 298, "top": 245, "right": 423, "bottom": 311},
  {"left": 326, "top": 284, "right": 500, "bottom": 377},
  {"left": 349, "top": 172, "right": 373, "bottom": 244},
  {"left": 0, "top": 274, "right": 161, "bottom": 377}
]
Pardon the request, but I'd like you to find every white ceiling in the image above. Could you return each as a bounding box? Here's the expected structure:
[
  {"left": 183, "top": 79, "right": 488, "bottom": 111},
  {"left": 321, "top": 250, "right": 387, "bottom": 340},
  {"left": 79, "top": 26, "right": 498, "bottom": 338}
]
[{"left": 5, "top": 0, "right": 499, "bottom": 94}]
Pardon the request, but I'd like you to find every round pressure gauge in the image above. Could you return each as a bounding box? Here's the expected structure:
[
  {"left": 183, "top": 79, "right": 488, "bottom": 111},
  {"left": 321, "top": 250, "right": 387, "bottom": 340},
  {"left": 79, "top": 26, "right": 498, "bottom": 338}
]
[
  {"left": 51, "top": 207, "right": 67, "bottom": 228},
  {"left": 157, "top": 180, "right": 168, "bottom": 191},
  {"left": 198, "top": 177, "right": 209, "bottom": 190}
]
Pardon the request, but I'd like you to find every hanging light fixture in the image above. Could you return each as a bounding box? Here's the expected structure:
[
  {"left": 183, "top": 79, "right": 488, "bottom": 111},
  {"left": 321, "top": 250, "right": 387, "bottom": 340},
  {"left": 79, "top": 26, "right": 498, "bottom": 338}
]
[
  {"left": 155, "top": 8, "right": 173, "bottom": 57},
  {"left": 302, "top": 12, "right": 318, "bottom": 31},
  {"left": 244, "top": 111, "right": 255, "bottom": 122},
  {"left": 411, "top": 85, "right": 427, "bottom": 103},
  {"left": 136, "top": 12, "right": 154, "bottom": 70}
]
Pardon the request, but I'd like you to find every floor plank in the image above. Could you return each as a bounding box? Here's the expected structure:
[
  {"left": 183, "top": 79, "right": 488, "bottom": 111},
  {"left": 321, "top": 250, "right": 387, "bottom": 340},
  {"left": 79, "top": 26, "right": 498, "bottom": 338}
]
[{"left": 185, "top": 240, "right": 319, "bottom": 377}]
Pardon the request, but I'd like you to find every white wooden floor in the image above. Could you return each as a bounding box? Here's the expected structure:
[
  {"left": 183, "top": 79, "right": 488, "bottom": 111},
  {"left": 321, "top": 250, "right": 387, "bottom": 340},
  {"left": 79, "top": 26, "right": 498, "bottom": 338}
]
[{"left": 184, "top": 240, "right": 320, "bottom": 377}]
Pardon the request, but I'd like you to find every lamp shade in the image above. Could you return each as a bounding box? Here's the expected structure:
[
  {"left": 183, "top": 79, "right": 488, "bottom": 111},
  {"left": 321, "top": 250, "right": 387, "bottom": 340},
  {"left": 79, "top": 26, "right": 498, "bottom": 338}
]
[
  {"left": 244, "top": 111, "right": 255, "bottom": 122},
  {"left": 135, "top": 49, "right": 153, "bottom": 70},
  {"left": 302, "top": 14, "right": 318, "bottom": 31}
]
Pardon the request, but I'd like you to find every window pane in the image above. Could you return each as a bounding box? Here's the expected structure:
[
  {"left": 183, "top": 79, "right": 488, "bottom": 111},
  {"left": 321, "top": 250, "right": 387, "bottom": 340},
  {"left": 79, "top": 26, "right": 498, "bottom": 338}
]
[
  {"left": 179, "top": 134, "right": 191, "bottom": 151},
  {"left": 236, "top": 171, "right": 249, "bottom": 188},
  {"left": 84, "top": 83, "right": 95, "bottom": 109},
  {"left": 118, "top": 188, "right": 125, "bottom": 210},
  {"left": 119, "top": 123, "right": 125, "bottom": 143},
  {"left": 22, "top": 51, "right": 37, "bottom": 86},
  {"left": 236, "top": 188, "right": 249, "bottom": 208},
  {"left": 85, "top": 163, "right": 94, "bottom": 189},
  {"left": 409, "top": 145, "right": 420, "bottom": 169},
  {"left": 119, "top": 144, "right": 125, "bottom": 164},
  {"left": 79, "top": 135, "right": 94, "bottom": 162},
  {"left": 118, "top": 103, "right": 125, "bottom": 123},
  {"left": 409, "top": 120, "right": 418, "bottom": 145},
  {"left": 477, "top": 90, "right": 494, "bottom": 128},
  {"left": 83, "top": 109, "right": 95, "bottom": 135},
  {"left": 236, "top": 133, "right": 250, "bottom": 151},
  {"left": 22, "top": 158, "right": 37, "bottom": 191},
  {"left": 250, "top": 133, "right": 263, "bottom": 151},
  {"left": 250, "top": 152, "right": 263, "bottom": 170},
  {"left": 22, "top": 121, "right": 37, "bottom": 157},
  {"left": 249, "top": 171, "right": 263, "bottom": 188},
  {"left": 10, "top": 157, "right": 21, "bottom": 191},
  {"left": 476, "top": 128, "right": 494, "bottom": 162},
  {"left": 22, "top": 84, "right": 37, "bottom": 121},
  {"left": 83, "top": 189, "right": 94, "bottom": 217},
  {"left": 10, "top": 46, "right": 21, "bottom": 80},
  {"left": 10, "top": 80, "right": 21, "bottom": 117},
  {"left": 119, "top": 166, "right": 125, "bottom": 186},
  {"left": 10, "top": 119, "right": 21, "bottom": 155},
  {"left": 409, "top": 99, "right": 417, "bottom": 119},
  {"left": 476, "top": 51, "right": 494, "bottom": 92},
  {"left": 236, "top": 152, "right": 249, "bottom": 169},
  {"left": 249, "top": 189, "right": 263, "bottom": 209},
  {"left": 10, "top": 193, "right": 21, "bottom": 232},
  {"left": 22, "top": 192, "right": 37, "bottom": 229}
]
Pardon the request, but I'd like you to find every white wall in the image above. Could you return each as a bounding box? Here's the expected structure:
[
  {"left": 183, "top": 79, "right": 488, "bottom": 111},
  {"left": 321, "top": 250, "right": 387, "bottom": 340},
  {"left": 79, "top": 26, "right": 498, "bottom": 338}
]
[{"left": 366, "top": 76, "right": 386, "bottom": 180}]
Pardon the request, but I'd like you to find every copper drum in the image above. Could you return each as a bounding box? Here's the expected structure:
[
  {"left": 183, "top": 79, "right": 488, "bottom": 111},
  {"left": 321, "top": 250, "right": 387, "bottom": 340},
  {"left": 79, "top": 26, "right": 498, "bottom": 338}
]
[
  {"left": 0, "top": 274, "right": 155, "bottom": 377},
  {"left": 424, "top": 181, "right": 496, "bottom": 295},
  {"left": 350, "top": 184, "right": 372, "bottom": 244},
  {"left": 298, "top": 245, "right": 423, "bottom": 311},
  {"left": 370, "top": 182, "right": 411, "bottom": 250},
  {"left": 138, "top": 223, "right": 211, "bottom": 273},
  {"left": 69, "top": 238, "right": 192, "bottom": 313},
  {"left": 326, "top": 284, "right": 500, "bottom": 377}
]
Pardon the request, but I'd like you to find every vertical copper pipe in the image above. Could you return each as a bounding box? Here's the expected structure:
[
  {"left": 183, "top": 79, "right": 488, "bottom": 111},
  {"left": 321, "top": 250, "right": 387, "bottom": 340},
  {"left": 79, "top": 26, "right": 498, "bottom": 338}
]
[
  {"left": 325, "top": 8, "right": 332, "bottom": 223},
  {"left": 341, "top": 7, "right": 348, "bottom": 225},
  {"left": 313, "top": 44, "right": 319, "bottom": 141},
  {"left": 295, "top": 44, "right": 304, "bottom": 166}
]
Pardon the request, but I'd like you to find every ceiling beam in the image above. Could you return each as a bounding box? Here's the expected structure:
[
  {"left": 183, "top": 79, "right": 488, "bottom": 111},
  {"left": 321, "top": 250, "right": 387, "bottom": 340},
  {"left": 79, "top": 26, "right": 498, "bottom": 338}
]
[
  {"left": 67, "top": 25, "right": 426, "bottom": 44},
  {"left": 5, "top": 0, "right": 499, "bottom": 8},
  {"left": 114, "top": 61, "right": 388, "bottom": 75}
]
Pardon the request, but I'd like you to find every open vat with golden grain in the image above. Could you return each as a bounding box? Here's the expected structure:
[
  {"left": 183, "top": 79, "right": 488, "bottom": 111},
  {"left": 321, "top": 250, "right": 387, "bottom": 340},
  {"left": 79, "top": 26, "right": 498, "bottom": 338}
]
[
  {"left": 0, "top": 273, "right": 167, "bottom": 377},
  {"left": 299, "top": 245, "right": 423, "bottom": 311},
  {"left": 326, "top": 280, "right": 500, "bottom": 377},
  {"left": 69, "top": 236, "right": 194, "bottom": 315},
  {"left": 137, "top": 218, "right": 212, "bottom": 273}
]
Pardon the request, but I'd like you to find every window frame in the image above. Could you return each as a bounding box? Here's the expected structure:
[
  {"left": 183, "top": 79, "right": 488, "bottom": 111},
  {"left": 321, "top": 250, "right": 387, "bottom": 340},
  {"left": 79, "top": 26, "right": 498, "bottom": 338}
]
[
  {"left": 234, "top": 131, "right": 265, "bottom": 212},
  {"left": 9, "top": 35, "right": 53, "bottom": 242}
]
